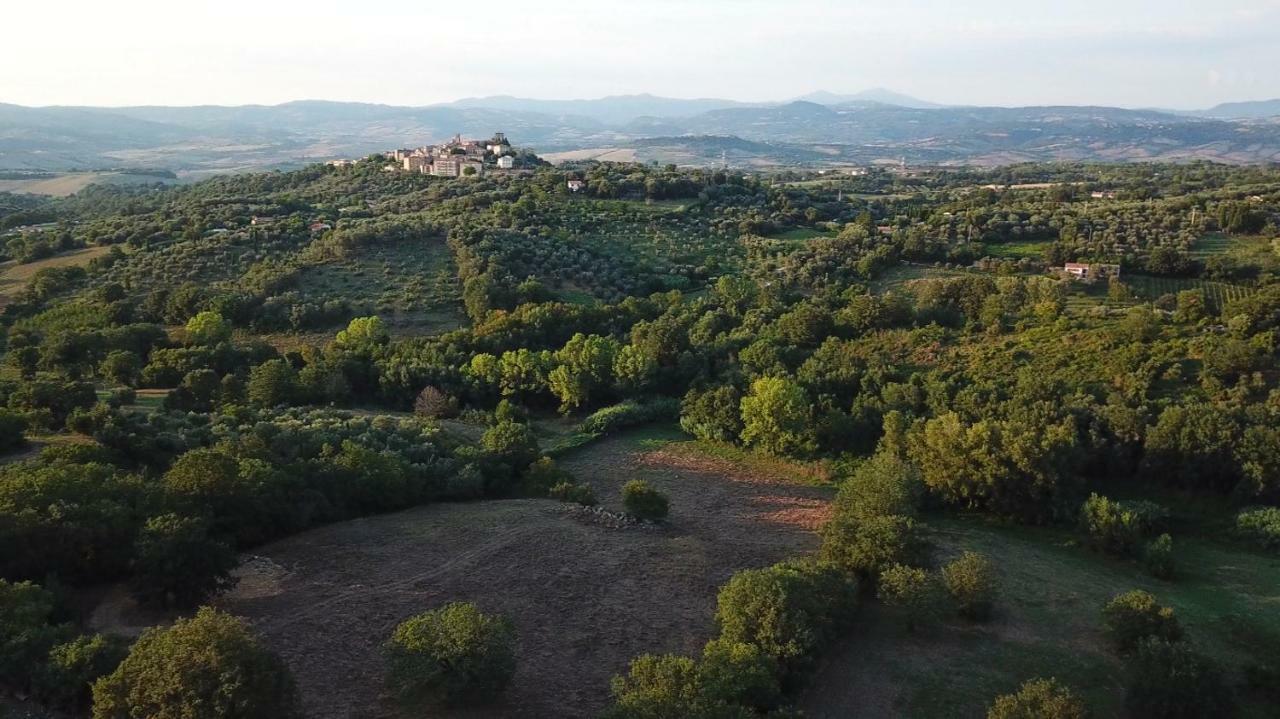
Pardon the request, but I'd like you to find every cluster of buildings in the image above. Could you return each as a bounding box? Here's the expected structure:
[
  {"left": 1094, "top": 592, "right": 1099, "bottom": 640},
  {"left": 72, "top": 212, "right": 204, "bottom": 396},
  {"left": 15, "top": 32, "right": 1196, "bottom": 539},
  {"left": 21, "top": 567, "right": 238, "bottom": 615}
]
[{"left": 386, "top": 132, "right": 516, "bottom": 177}]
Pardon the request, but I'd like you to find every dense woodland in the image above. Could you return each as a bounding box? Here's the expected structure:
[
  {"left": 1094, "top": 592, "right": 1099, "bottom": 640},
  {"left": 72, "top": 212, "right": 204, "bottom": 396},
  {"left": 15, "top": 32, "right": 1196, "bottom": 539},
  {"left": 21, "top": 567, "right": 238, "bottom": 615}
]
[{"left": 1, "top": 158, "right": 1279, "bottom": 718}]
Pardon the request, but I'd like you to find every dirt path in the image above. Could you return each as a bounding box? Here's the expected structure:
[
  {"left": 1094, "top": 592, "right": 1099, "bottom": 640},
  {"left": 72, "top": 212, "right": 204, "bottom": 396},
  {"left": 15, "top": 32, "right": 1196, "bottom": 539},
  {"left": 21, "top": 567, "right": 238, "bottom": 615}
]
[{"left": 216, "top": 433, "right": 831, "bottom": 718}]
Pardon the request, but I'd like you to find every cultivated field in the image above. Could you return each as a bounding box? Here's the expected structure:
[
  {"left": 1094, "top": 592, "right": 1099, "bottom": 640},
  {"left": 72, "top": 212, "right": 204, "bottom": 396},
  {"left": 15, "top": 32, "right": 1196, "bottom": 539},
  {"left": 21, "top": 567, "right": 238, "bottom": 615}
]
[
  {"left": 213, "top": 428, "right": 832, "bottom": 718},
  {"left": 0, "top": 172, "right": 175, "bottom": 196},
  {"left": 0, "top": 245, "right": 113, "bottom": 304}
]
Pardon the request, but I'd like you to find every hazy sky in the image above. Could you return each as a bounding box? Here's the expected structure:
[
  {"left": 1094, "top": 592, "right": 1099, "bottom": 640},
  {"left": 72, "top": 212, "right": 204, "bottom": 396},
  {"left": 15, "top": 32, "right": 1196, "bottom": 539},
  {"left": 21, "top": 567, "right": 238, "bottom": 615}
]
[{"left": 4, "top": 0, "right": 1279, "bottom": 109}]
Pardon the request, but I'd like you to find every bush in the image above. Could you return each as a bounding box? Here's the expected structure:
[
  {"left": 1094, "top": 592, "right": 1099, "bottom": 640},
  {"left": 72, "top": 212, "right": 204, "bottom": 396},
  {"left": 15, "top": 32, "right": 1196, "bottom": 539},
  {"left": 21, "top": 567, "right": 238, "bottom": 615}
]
[
  {"left": 622, "top": 480, "right": 669, "bottom": 521},
  {"left": 987, "top": 677, "right": 1088, "bottom": 719},
  {"left": 1144, "top": 534, "right": 1176, "bottom": 580},
  {"left": 1234, "top": 507, "right": 1280, "bottom": 551},
  {"left": 128, "top": 514, "right": 238, "bottom": 609},
  {"left": 549, "top": 481, "right": 597, "bottom": 506},
  {"left": 579, "top": 398, "right": 679, "bottom": 437},
  {"left": 714, "top": 559, "right": 857, "bottom": 680},
  {"left": 679, "top": 385, "right": 744, "bottom": 442},
  {"left": 877, "top": 564, "right": 944, "bottom": 631},
  {"left": 1124, "top": 638, "right": 1235, "bottom": 719},
  {"left": 105, "top": 387, "right": 136, "bottom": 408},
  {"left": 1102, "top": 590, "right": 1183, "bottom": 654},
  {"left": 35, "top": 633, "right": 129, "bottom": 709},
  {"left": 603, "top": 653, "right": 704, "bottom": 719},
  {"left": 1080, "top": 494, "right": 1153, "bottom": 557},
  {"left": 92, "top": 607, "right": 300, "bottom": 719},
  {"left": 384, "top": 602, "right": 516, "bottom": 708},
  {"left": 941, "top": 551, "right": 998, "bottom": 620}
]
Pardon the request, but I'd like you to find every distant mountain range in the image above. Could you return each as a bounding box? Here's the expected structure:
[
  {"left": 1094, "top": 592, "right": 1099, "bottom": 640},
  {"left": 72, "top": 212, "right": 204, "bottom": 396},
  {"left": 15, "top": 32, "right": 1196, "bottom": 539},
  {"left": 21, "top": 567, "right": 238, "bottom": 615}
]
[{"left": 1, "top": 91, "right": 1279, "bottom": 175}]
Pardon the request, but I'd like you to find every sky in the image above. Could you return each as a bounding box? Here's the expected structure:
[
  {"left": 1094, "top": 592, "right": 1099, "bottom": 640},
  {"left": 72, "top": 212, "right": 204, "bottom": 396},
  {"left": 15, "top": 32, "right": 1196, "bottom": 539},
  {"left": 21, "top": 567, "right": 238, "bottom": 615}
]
[{"left": 3, "top": 0, "right": 1279, "bottom": 109}]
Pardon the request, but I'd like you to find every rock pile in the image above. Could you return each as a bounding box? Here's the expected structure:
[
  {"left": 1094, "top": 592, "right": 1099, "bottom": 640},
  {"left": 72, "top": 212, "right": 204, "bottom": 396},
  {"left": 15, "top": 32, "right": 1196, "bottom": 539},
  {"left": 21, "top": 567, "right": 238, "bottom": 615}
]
[{"left": 563, "top": 503, "right": 660, "bottom": 530}]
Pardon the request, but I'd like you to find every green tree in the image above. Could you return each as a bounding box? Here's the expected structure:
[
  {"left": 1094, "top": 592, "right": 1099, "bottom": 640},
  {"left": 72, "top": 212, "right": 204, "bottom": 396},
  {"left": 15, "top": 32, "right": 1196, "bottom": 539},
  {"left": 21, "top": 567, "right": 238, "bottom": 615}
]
[
  {"left": 247, "top": 359, "right": 299, "bottom": 407},
  {"left": 184, "top": 311, "right": 231, "bottom": 346},
  {"left": 333, "top": 315, "right": 389, "bottom": 352},
  {"left": 739, "top": 376, "right": 816, "bottom": 456},
  {"left": 129, "top": 514, "right": 238, "bottom": 609},
  {"left": 36, "top": 633, "right": 130, "bottom": 709},
  {"left": 92, "top": 607, "right": 301, "bottom": 719},
  {"left": 480, "top": 421, "right": 540, "bottom": 473},
  {"left": 384, "top": 602, "right": 516, "bottom": 708},
  {"left": 100, "top": 350, "right": 142, "bottom": 386}
]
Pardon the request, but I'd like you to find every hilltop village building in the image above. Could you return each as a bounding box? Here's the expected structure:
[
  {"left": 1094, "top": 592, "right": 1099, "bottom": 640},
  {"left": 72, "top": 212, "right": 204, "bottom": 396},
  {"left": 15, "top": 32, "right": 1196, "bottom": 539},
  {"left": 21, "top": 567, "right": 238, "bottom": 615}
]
[{"left": 387, "top": 132, "right": 514, "bottom": 177}]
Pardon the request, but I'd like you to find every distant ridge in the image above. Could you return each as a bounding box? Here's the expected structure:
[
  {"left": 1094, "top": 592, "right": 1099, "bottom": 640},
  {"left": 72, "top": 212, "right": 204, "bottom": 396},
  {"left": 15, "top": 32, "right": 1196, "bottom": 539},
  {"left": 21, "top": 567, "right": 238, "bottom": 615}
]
[{"left": 793, "top": 88, "right": 943, "bottom": 109}]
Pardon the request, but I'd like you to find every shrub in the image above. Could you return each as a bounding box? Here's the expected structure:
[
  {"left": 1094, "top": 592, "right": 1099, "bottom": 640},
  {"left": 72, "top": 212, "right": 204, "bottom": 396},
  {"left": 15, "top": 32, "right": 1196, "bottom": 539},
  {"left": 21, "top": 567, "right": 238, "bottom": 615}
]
[
  {"left": 622, "top": 480, "right": 669, "bottom": 521},
  {"left": 820, "top": 512, "right": 923, "bottom": 576},
  {"left": 714, "top": 559, "right": 857, "bottom": 680},
  {"left": 603, "top": 654, "right": 704, "bottom": 719},
  {"left": 877, "top": 564, "right": 944, "bottom": 631},
  {"left": 384, "top": 602, "right": 516, "bottom": 708},
  {"left": 679, "top": 385, "right": 743, "bottom": 442},
  {"left": 579, "top": 398, "right": 679, "bottom": 437},
  {"left": 1102, "top": 590, "right": 1183, "bottom": 654},
  {"left": 549, "top": 481, "right": 597, "bottom": 506},
  {"left": 35, "top": 633, "right": 129, "bottom": 709},
  {"left": 1124, "top": 638, "right": 1235, "bottom": 719},
  {"left": 105, "top": 387, "right": 136, "bottom": 408},
  {"left": 1234, "top": 507, "right": 1280, "bottom": 551},
  {"left": 1144, "top": 534, "right": 1176, "bottom": 580},
  {"left": 247, "top": 359, "right": 299, "bottom": 407},
  {"left": 92, "top": 607, "right": 300, "bottom": 719},
  {"left": 1080, "top": 494, "right": 1146, "bottom": 557},
  {"left": 941, "top": 551, "right": 998, "bottom": 620},
  {"left": 128, "top": 513, "right": 238, "bottom": 609},
  {"left": 987, "top": 677, "right": 1088, "bottom": 719}
]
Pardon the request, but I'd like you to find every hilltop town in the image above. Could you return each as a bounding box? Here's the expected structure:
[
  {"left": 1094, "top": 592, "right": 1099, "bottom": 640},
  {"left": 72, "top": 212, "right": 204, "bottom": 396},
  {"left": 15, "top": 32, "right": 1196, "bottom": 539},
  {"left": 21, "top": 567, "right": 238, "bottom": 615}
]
[{"left": 377, "top": 132, "right": 527, "bottom": 177}]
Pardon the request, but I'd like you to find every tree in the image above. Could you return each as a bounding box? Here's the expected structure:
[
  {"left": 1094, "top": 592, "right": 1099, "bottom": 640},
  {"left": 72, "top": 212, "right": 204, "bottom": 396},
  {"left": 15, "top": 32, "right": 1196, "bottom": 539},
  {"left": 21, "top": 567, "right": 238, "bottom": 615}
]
[
  {"left": 987, "top": 677, "right": 1088, "bottom": 719},
  {"left": 739, "top": 377, "right": 816, "bottom": 456},
  {"left": 100, "top": 350, "right": 142, "bottom": 386},
  {"left": 680, "top": 385, "right": 743, "bottom": 443},
  {"left": 480, "top": 420, "right": 540, "bottom": 473},
  {"left": 92, "top": 607, "right": 301, "bottom": 719},
  {"left": 941, "top": 551, "right": 998, "bottom": 620},
  {"left": 247, "top": 359, "right": 298, "bottom": 407},
  {"left": 333, "top": 316, "right": 389, "bottom": 352},
  {"left": 1124, "top": 638, "right": 1235, "bottom": 719},
  {"left": 184, "top": 311, "right": 231, "bottom": 346},
  {"left": 129, "top": 514, "right": 238, "bottom": 609},
  {"left": 413, "top": 386, "right": 457, "bottom": 419},
  {"left": 820, "top": 512, "right": 923, "bottom": 576},
  {"left": 714, "top": 560, "right": 856, "bottom": 677},
  {"left": 622, "top": 480, "right": 670, "bottom": 521},
  {"left": 1102, "top": 590, "right": 1183, "bottom": 654},
  {"left": 36, "top": 633, "right": 130, "bottom": 709},
  {"left": 0, "top": 579, "right": 68, "bottom": 688},
  {"left": 604, "top": 654, "right": 707, "bottom": 719},
  {"left": 384, "top": 602, "right": 516, "bottom": 708},
  {"left": 832, "top": 452, "right": 923, "bottom": 520}
]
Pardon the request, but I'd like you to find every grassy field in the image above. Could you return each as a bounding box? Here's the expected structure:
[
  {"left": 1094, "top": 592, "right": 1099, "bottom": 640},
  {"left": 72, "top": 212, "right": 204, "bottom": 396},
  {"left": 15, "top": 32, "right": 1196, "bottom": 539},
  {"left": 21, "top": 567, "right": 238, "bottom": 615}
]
[
  {"left": 870, "top": 263, "right": 982, "bottom": 293},
  {"left": 801, "top": 516, "right": 1280, "bottom": 718},
  {"left": 0, "top": 245, "right": 114, "bottom": 304},
  {"left": 0, "top": 172, "right": 176, "bottom": 196}
]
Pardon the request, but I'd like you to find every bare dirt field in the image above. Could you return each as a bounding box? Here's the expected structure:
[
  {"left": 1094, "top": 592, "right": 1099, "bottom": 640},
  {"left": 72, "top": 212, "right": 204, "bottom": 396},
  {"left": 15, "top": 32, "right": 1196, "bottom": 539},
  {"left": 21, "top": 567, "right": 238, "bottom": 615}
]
[{"left": 215, "top": 428, "right": 832, "bottom": 718}]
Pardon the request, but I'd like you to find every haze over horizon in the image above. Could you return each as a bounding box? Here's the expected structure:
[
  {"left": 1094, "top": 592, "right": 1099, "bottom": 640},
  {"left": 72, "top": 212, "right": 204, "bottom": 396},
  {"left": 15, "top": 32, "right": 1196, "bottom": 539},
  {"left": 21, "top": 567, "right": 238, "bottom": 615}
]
[{"left": 4, "top": 0, "right": 1279, "bottom": 111}]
